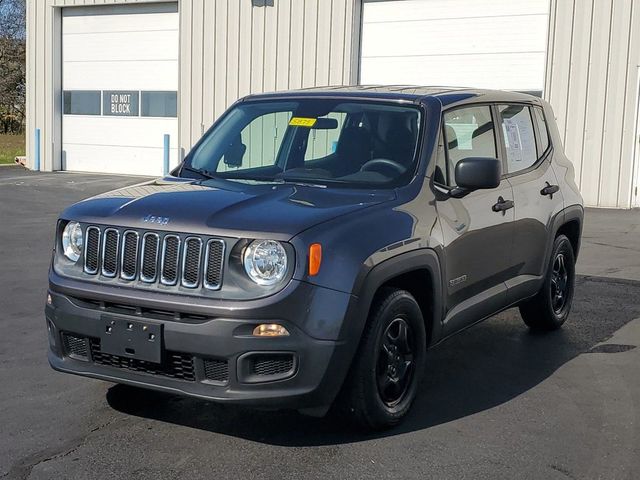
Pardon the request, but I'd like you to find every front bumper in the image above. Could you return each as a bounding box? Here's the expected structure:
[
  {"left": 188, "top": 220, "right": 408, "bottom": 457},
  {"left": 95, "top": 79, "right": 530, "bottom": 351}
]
[{"left": 45, "top": 274, "right": 357, "bottom": 411}]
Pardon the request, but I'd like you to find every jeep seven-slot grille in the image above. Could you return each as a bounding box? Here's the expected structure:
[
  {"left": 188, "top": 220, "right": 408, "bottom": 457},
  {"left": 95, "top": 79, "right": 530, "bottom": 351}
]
[{"left": 83, "top": 226, "right": 225, "bottom": 291}]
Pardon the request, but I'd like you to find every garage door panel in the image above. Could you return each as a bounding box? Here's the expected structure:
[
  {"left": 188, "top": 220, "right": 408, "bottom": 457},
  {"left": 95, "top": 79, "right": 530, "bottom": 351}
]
[
  {"left": 63, "top": 31, "right": 178, "bottom": 63},
  {"left": 63, "top": 61, "right": 178, "bottom": 91},
  {"left": 361, "top": 0, "right": 549, "bottom": 92},
  {"left": 62, "top": 5, "right": 179, "bottom": 176},
  {"left": 362, "top": 15, "right": 548, "bottom": 57},
  {"left": 363, "top": 0, "right": 549, "bottom": 23},
  {"left": 63, "top": 117, "right": 177, "bottom": 149},
  {"left": 64, "top": 12, "right": 179, "bottom": 34},
  {"left": 62, "top": 144, "right": 180, "bottom": 177},
  {"left": 361, "top": 52, "right": 546, "bottom": 90}
]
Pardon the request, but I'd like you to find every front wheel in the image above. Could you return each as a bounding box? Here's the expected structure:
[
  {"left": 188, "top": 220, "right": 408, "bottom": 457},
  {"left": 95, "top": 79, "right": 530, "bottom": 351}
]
[
  {"left": 519, "top": 234, "right": 576, "bottom": 330},
  {"left": 337, "top": 287, "right": 426, "bottom": 430}
]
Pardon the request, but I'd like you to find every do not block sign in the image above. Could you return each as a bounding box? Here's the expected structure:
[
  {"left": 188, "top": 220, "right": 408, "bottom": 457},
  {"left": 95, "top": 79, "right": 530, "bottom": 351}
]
[{"left": 103, "top": 91, "right": 139, "bottom": 116}]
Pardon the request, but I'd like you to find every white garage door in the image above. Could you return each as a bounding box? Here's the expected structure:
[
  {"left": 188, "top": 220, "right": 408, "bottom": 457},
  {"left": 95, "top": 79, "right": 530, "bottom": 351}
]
[
  {"left": 62, "top": 4, "right": 179, "bottom": 176},
  {"left": 360, "top": 0, "right": 549, "bottom": 93}
]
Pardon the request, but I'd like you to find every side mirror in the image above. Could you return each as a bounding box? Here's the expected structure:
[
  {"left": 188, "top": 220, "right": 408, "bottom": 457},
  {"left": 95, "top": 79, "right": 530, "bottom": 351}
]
[{"left": 448, "top": 157, "right": 501, "bottom": 198}]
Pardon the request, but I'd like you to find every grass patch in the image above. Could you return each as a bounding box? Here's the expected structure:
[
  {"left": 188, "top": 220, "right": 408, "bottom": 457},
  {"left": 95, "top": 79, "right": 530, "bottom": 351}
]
[{"left": 0, "top": 133, "right": 25, "bottom": 164}]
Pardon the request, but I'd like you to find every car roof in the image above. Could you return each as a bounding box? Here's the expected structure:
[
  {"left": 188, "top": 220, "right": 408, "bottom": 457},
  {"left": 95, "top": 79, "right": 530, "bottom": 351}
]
[{"left": 242, "top": 85, "right": 543, "bottom": 106}]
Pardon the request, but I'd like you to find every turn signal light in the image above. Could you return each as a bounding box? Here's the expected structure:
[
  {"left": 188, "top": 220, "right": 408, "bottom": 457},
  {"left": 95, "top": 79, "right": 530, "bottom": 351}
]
[
  {"left": 253, "top": 324, "right": 290, "bottom": 337},
  {"left": 309, "top": 243, "right": 322, "bottom": 276}
]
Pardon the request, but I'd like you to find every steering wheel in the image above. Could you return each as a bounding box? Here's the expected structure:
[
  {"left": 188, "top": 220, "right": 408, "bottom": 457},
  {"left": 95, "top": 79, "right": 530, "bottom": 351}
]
[{"left": 360, "top": 158, "right": 406, "bottom": 176}]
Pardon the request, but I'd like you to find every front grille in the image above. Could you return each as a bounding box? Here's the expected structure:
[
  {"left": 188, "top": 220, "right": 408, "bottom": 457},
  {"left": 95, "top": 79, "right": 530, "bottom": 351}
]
[
  {"left": 140, "top": 233, "right": 159, "bottom": 282},
  {"left": 101, "top": 229, "right": 119, "bottom": 277},
  {"left": 181, "top": 237, "right": 202, "bottom": 288},
  {"left": 89, "top": 338, "right": 195, "bottom": 382},
  {"left": 161, "top": 235, "right": 180, "bottom": 285},
  {"left": 203, "top": 358, "right": 229, "bottom": 383},
  {"left": 81, "top": 226, "right": 225, "bottom": 292},
  {"left": 62, "top": 332, "right": 89, "bottom": 359},
  {"left": 84, "top": 227, "right": 100, "bottom": 274},
  {"left": 120, "top": 231, "right": 139, "bottom": 280},
  {"left": 251, "top": 354, "right": 295, "bottom": 377},
  {"left": 204, "top": 240, "right": 225, "bottom": 289}
]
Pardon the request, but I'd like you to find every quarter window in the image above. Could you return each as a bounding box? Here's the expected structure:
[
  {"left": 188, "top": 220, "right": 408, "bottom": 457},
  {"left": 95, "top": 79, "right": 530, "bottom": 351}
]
[
  {"left": 443, "top": 106, "right": 497, "bottom": 186},
  {"left": 533, "top": 107, "right": 550, "bottom": 155},
  {"left": 498, "top": 104, "right": 537, "bottom": 174}
]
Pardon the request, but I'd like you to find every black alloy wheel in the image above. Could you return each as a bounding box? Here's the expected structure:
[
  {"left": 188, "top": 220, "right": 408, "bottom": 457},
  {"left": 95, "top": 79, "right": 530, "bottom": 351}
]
[
  {"left": 376, "top": 317, "right": 415, "bottom": 407},
  {"left": 550, "top": 252, "right": 569, "bottom": 315},
  {"left": 336, "top": 287, "right": 426, "bottom": 430},
  {"left": 520, "top": 234, "right": 576, "bottom": 331}
]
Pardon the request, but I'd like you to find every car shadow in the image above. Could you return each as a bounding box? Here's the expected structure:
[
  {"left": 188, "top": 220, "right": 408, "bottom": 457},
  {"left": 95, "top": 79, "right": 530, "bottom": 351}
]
[{"left": 106, "top": 275, "right": 640, "bottom": 446}]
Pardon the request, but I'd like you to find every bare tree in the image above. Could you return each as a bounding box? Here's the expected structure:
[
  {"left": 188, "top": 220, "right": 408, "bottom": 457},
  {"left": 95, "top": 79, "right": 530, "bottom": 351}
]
[{"left": 0, "top": 0, "right": 26, "bottom": 134}]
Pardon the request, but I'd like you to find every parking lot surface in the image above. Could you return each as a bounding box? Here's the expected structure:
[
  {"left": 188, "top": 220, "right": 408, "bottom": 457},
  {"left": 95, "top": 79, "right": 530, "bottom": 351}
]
[{"left": 1, "top": 166, "right": 639, "bottom": 479}]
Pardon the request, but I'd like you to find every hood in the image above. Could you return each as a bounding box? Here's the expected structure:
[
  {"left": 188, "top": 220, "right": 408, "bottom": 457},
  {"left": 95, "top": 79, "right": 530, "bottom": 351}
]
[{"left": 61, "top": 177, "right": 396, "bottom": 240}]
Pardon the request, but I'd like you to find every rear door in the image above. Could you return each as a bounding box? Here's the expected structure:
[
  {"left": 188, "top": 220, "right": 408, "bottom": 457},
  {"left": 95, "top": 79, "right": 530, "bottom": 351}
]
[
  {"left": 434, "top": 104, "right": 515, "bottom": 336},
  {"left": 497, "top": 104, "right": 564, "bottom": 303}
]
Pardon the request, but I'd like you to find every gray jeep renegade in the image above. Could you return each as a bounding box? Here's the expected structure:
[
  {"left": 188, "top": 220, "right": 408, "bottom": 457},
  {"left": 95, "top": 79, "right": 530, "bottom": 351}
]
[{"left": 46, "top": 86, "right": 584, "bottom": 430}]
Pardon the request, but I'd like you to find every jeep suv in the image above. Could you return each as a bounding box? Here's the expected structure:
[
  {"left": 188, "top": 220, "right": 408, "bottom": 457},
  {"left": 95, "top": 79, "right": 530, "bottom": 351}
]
[{"left": 46, "top": 86, "right": 583, "bottom": 430}]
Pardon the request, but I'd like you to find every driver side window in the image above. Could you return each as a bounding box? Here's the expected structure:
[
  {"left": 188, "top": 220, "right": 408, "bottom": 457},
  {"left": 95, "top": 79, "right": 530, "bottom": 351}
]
[{"left": 443, "top": 106, "right": 497, "bottom": 186}]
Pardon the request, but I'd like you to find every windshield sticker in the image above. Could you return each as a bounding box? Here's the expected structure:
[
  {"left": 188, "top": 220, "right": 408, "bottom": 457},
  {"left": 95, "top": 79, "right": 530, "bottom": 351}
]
[{"left": 289, "top": 117, "right": 317, "bottom": 127}]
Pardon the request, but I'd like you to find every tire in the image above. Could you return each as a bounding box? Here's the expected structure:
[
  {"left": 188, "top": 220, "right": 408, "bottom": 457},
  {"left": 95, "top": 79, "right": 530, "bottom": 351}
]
[
  {"left": 337, "top": 287, "right": 427, "bottom": 430},
  {"left": 519, "top": 234, "right": 576, "bottom": 331}
]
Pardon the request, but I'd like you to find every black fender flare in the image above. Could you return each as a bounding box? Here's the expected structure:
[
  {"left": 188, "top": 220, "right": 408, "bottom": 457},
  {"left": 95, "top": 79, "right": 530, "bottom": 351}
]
[
  {"left": 340, "top": 248, "right": 444, "bottom": 350},
  {"left": 544, "top": 204, "right": 584, "bottom": 272}
]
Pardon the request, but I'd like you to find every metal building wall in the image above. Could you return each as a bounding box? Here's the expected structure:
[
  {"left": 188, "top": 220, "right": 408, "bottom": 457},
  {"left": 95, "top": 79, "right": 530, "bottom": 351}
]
[
  {"left": 25, "top": 0, "right": 361, "bottom": 172},
  {"left": 178, "top": 0, "right": 361, "bottom": 151},
  {"left": 545, "top": 0, "right": 640, "bottom": 208}
]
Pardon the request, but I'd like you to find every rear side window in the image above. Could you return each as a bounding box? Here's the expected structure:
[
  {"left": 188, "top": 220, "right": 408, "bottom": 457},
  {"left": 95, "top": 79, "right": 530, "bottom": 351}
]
[
  {"left": 443, "top": 106, "right": 497, "bottom": 186},
  {"left": 498, "top": 104, "right": 537, "bottom": 174},
  {"left": 533, "top": 107, "right": 550, "bottom": 155}
]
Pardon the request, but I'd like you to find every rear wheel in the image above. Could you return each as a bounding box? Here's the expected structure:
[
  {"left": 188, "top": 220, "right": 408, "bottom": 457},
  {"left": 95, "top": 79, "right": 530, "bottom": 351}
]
[
  {"left": 519, "top": 234, "right": 576, "bottom": 330},
  {"left": 337, "top": 287, "right": 426, "bottom": 430}
]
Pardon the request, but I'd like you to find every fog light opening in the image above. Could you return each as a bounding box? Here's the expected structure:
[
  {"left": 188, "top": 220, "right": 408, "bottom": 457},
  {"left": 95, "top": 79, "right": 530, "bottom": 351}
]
[
  {"left": 253, "top": 324, "right": 290, "bottom": 337},
  {"left": 47, "top": 293, "right": 52, "bottom": 305}
]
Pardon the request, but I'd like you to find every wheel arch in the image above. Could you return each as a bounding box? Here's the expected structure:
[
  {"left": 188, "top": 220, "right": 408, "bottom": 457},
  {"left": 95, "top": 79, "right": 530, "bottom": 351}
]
[
  {"left": 551, "top": 204, "right": 584, "bottom": 261},
  {"left": 343, "top": 249, "right": 444, "bottom": 350}
]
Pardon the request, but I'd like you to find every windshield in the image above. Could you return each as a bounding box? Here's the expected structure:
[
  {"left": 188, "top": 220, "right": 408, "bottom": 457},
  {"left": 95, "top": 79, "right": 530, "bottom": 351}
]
[{"left": 185, "top": 99, "right": 422, "bottom": 188}]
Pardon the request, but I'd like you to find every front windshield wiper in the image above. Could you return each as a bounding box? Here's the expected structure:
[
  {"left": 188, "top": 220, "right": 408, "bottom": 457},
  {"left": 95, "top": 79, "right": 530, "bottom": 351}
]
[{"left": 181, "top": 165, "right": 216, "bottom": 180}]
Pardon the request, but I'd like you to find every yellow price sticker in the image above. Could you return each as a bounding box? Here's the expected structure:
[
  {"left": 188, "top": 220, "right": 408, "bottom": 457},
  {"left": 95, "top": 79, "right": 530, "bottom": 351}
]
[{"left": 289, "top": 117, "right": 317, "bottom": 127}]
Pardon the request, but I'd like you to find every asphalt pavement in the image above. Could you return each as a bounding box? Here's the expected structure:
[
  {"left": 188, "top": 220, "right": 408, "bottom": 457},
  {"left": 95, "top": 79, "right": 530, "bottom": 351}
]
[{"left": 1, "top": 166, "right": 639, "bottom": 479}]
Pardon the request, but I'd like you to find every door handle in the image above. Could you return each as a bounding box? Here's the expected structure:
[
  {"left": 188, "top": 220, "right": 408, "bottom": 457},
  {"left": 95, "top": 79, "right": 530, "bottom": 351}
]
[
  {"left": 540, "top": 182, "right": 560, "bottom": 198},
  {"left": 492, "top": 196, "right": 514, "bottom": 213}
]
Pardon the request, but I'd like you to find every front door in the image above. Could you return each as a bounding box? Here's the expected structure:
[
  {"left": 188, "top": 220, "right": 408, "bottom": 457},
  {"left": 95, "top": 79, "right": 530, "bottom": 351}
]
[{"left": 434, "top": 105, "right": 514, "bottom": 336}]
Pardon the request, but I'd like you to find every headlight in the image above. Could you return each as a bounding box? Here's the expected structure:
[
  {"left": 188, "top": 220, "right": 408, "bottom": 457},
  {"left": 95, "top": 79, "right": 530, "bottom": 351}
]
[
  {"left": 243, "top": 240, "right": 288, "bottom": 286},
  {"left": 61, "top": 221, "right": 83, "bottom": 262}
]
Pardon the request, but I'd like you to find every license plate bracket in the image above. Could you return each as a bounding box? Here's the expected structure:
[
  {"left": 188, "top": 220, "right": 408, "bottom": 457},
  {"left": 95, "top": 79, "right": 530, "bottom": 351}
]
[{"left": 100, "top": 316, "right": 163, "bottom": 364}]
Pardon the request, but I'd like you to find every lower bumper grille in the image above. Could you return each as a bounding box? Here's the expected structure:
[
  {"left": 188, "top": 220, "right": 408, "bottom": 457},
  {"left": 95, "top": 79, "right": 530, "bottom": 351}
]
[
  {"left": 251, "top": 354, "right": 295, "bottom": 377},
  {"left": 203, "top": 358, "right": 229, "bottom": 384},
  {"left": 88, "top": 338, "right": 196, "bottom": 382},
  {"left": 62, "top": 332, "right": 89, "bottom": 360}
]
